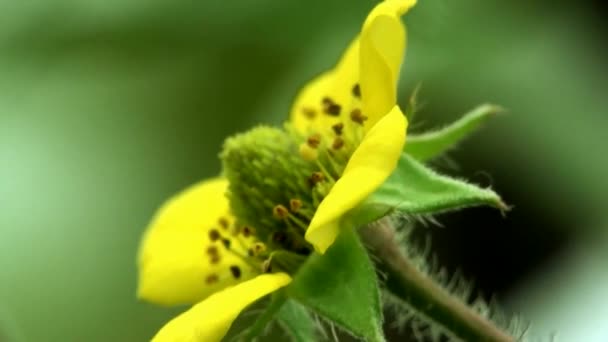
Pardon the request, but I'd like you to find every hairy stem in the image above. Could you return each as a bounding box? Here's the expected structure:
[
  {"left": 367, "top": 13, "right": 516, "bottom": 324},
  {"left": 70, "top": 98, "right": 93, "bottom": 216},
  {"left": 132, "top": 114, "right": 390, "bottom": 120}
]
[{"left": 360, "top": 220, "right": 514, "bottom": 342}]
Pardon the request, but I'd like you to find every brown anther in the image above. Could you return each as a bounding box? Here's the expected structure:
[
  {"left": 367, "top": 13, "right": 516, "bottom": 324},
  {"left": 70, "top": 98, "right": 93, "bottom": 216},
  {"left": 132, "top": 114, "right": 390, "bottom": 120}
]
[
  {"left": 289, "top": 199, "right": 302, "bottom": 212},
  {"left": 218, "top": 217, "right": 229, "bottom": 229},
  {"left": 332, "top": 137, "right": 345, "bottom": 150},
  {"left": 321, "top": 97, "right": 333, "bottom": 106},
  {"left": 229, "top": 265, "right": 242, "bottom": 279},
  {"left": 324, "top": 103, "right": 342, "bottom": 116},
  {"left": 254, "top": 243, "right": 266, "bottom": 254},
  {"left": 350, "top": 109, "right": 368, "bottom": 125},
  {"left": 205, "top": 274, "right": 219, "bottom": 284},
  {"left": 309, "top": 171, "right": 325, "bottom": 186},
  {"left": 273, "top": 205, "right": 289, "bottom": 220},
  {"left": 332, "top": 122, "right": 344, "bottom": 136},
  {"left": 352, "top": 83, "right": 361, "bottom": 98},
  {"left": 210, "top": 255, "right": 221, "bottom": 264},
  {"left": 206, "top": 246, "right": 219, "bottom": 256},
  {"left": 248, "top": 243, "right": 267, "bottom": 257},
  {"left": 321, "top": 96, "right": 341, "bottom": 116},
  {"left": 301, "top": 107, "right": 317, "bottom": 119},
  {"left": 306, "top": 134, "right": 321, "bottom": 148},
  {"left": 221, "top": 238, "right": 231, "bottom": 249},
  {"left": 208, "top": 229, "right": 221, "bottom": 241},
  {"left": 242, "top": 226, "right": 254, "bottom": 238}
]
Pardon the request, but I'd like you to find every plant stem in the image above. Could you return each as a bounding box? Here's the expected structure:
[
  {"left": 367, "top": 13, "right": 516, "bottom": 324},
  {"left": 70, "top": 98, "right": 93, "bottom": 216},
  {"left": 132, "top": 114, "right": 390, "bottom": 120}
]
[{"left": 360, "top": 220, "right": 514, "bottom": 342}]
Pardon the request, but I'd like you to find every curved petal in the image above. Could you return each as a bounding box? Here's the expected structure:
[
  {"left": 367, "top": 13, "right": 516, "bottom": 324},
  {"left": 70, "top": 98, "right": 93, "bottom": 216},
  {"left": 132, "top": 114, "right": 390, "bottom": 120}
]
[
  {"left": 305, "top": 106, "right": 407, "bottom": 253},
  {"left": 290, "top": 39, "right": 359, "bottom": 134},
  {"left": 152, "top": 273, "right": 292, "bottom": 342},
  {"left": 360, "top": 0, "right": 415, "bottom": 127},
  {"left": 290, "top": 0, "right": 416, "bottom": 133},
  {"left": 138, "top": 178, "right": 256, "bottom": 306}
]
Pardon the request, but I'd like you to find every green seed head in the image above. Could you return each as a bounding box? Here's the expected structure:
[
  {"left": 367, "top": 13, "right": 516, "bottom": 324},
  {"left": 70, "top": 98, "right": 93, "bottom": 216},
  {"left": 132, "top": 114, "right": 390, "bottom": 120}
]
[
  {"left": 220, "top": 120, "right": 362, "bottom": 271},
  {"left": 221, "top": 126, "right": 316, "bottom": 240}
]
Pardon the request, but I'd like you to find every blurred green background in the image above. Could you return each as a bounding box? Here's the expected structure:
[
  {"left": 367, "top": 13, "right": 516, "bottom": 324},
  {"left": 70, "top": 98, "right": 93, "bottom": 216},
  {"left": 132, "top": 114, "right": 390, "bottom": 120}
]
[{"left": 1, "top": 0, "right": 606, "bottom": 341}]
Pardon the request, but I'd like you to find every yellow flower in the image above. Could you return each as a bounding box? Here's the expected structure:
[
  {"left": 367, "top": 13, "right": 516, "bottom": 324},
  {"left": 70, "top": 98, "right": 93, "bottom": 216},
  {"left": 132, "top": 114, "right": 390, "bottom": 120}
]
[{"left": 137, "top": 0, "right": 415, "bottom": 340}]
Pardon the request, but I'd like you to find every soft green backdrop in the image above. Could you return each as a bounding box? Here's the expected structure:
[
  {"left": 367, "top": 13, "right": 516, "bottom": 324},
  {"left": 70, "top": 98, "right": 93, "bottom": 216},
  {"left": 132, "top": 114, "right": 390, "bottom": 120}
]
[{"left": 1, "top": 0, "right": 606, "bottom": 341}]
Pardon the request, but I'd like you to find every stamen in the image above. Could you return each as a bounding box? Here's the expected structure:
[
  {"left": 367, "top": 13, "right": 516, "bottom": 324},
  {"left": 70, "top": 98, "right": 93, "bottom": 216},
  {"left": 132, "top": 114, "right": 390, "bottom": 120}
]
[
  {"left": 325, "top": 104, "right": 341, "bottom": 116},
  {"left": 297, "top": 207, "right": 315, "bottom": 220},
  {"left": 299, "top": 143, "right": 318, "bottom": 161},
  {"left": 350, "top": 109, "right": 368, "bottom": 125},
  {"left": 254, "top": 242, "right": 267, "bottom": 254},
  {"left": 221, "top": 238, "right": 231, "bottom": 249},
  {"left": 208, "top": 229, "right": 221, "bottom": 241},
  {"left": 322, "top": 96, "right": 341, "bottom": 116},
  {"left": 210, "top": 255, "right": 221, "bottom": 264},
  {"left": 233, "top": 232, "right": 252, "bottom": 256},
  {"left": 352, "top": 83, "right": 361, "bottom": 98},
  {"left": 242, "top": 226, "right": 254, "bottom": 238},
  {"left": 289, "top": 199, "right": 302, "bottom": 213},
  {"left": 273, "top": 205, "right": 289, "bottom": 220},
  {"left": 218, "top": 217, "right": 229, "bottom": 230},
  {"left": 206, "top": 246, "right": 219, "bottom": 256},
  {"left": 307, "top": 134, "right": 321, "bottom": 148},
  {"left": 301, "top": 107, "right": 317, "bottom": 119},
  {"left": 315, "top": 159, "right": 338, "bottom": 183},
  {"left": 205, "top": 274, "right": 219, "bottom": 284},
  {"left": 332, "top": 137, "right": 345, "bottom": 150},
  {"left": 287, "top": 213, "right": 308, "bottom": 233},
  {"left": 248, "top": 242, "right": 267, "bottom": 257},
  {"left": 332, "top": 123, "right": 344, "bottom": 136},
  {"left": 229, "top": 265, "right": 242, "bottom": 279},
  {"left": 309, "top": 171, "right": 325, "bottom": 186},
  {"left": 222, "top": 241, "right": 262, "bottom": 271},
  {"left": 321, "top": 146, "right": 346, "bottom": 176}
]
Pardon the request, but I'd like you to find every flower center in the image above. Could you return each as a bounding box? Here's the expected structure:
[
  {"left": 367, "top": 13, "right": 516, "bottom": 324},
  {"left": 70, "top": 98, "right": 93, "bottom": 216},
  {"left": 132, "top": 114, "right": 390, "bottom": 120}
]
[{"left": 220, "top": 88, "right": 368, "bottom": 273}]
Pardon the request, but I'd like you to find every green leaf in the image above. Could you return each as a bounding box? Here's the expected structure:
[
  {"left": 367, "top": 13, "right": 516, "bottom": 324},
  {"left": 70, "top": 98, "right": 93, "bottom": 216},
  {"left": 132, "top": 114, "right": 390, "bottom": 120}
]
[
  {"left": 274, "top": 299, "right": 317, "bottom": 342},
  {"left": 287, "top": 229, "right": 385, "bottom": 342},
  {"left": 406, "top": 104, "right": 503, "bottom": 161},
  {"left": 359, "top": 153, "right": 507, "bottom": 219}
]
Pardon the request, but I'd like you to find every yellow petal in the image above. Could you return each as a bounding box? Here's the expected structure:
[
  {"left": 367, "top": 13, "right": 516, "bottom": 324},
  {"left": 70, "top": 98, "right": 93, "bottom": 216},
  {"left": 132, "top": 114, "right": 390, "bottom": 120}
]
[
  {"left": 290, "top": 0, "right": 416, "bottom": 133},
  {"left": 152, "top": 273, "right": 292, "bottom": 342},
  {"left": 290, "top": 39, "right": 359, "bottom": 134},
  {"left": 360, "top": 0, "right": 415, "bottom": 127},
  {"left": 305, "top": 106, "right": 407, "bottom": 253},
  {"left": 138, "top": 178, "right": 256, "bottom": 306}
]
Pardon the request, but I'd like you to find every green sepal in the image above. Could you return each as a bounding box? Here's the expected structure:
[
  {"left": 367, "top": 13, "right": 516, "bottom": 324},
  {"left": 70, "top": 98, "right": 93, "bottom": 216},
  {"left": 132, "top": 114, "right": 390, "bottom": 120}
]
[
  {"left": 353, "top": 153, "right": 507, "bottom": 223},
  {"left": 236, "top": 292, "right": 287, "bottom": 342},
  {"left": 236, "top": 296, "right": 316, "bottom": 342},
  {"left": 287, "top": 229, "right": 385, "bottom": 342},
  {"left": 274, "top": 299, "right": 317, "bottom": 342},
  {"left": 406, "top": 104, "right": 503, "bottom": 161}
]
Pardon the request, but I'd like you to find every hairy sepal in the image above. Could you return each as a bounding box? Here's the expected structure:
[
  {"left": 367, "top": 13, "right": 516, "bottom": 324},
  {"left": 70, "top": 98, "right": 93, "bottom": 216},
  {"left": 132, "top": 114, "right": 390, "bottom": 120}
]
[
  {"left": 351, "top": 153, "right": 507, "bottom": 225},
  {"left": 287, "top": 229, "right": 385, "bottom": 342},
  {"left": 406, "top": 104, "right": 503, "bottom": 161}
]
